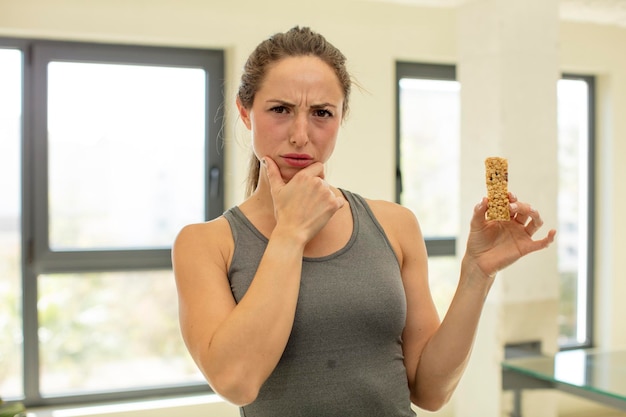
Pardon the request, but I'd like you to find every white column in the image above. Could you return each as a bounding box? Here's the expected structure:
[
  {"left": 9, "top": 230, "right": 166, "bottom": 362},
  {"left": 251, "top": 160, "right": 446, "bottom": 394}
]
[{"left": 454, "top": 1, "right": 560, "bottom": 416}]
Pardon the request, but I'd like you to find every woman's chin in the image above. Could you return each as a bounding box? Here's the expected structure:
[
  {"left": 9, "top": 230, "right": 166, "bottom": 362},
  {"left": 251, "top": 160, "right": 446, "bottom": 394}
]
[{"left": 279, "top": 168, "right": 300, "bottom": 183}]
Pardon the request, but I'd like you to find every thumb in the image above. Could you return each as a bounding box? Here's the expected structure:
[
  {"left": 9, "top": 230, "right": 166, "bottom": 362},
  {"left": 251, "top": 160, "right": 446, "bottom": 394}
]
[
  {"left": 262, "top": 157, "right": 285, "bottom": 191},
  {"left": 471, "top": 197, "right": 489, "bottom": 228}
]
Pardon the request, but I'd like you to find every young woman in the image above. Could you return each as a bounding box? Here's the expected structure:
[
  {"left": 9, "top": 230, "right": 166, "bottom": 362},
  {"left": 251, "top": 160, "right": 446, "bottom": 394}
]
[{"left": 172, "top": 26, "right": 556, "bottom": 417}]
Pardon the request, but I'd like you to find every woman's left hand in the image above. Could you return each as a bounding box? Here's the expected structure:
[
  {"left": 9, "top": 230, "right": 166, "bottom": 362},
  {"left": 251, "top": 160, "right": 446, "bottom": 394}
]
[{"left": 465, "top": 192, "right": 557, "bottom": 279}]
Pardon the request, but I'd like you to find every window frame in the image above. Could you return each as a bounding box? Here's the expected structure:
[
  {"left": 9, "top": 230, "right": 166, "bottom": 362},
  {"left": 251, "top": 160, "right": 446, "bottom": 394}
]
[
  {"left": 1, "top": 37, "right": 225, "bottom": 407},
  {"left": 559, "top": 73, "right": 596, "bottom": 350},
  {"left": 395, "top": 62, "right": 596, "bottom": 350},
  {"left": 395, "top": 61, "right": 457, "bottom": 257}
]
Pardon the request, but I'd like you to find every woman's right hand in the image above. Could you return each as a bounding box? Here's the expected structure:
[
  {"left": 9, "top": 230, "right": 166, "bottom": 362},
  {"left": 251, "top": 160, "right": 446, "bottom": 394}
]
[{"left": 263, "top": 156, "right": 345, "bottom": 243}]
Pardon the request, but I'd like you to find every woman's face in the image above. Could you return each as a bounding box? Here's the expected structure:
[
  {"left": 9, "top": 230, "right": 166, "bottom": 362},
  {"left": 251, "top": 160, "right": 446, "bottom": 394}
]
[{"left": 238, "top": 55, "right": 345, "bottom": 182}]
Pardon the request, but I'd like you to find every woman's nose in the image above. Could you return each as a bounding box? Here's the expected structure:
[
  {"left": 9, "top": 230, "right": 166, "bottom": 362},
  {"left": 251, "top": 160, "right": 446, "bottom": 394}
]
[{"left": 289, "top": 114, "right": 309, "bottom": 147}]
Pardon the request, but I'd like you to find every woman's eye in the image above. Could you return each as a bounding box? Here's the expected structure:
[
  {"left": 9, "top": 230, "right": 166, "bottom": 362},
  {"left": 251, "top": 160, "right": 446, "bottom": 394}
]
[
  {"left": 314, "top": 109, "right": 333, "bottom": 118},
  {"left": 270, "top": 106, "right": 288, "bottom": 114}
]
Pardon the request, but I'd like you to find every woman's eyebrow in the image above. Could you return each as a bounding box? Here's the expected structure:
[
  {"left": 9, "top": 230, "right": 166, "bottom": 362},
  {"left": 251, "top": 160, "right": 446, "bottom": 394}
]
[
  {"left": 310, "top": 103, "right": 337, "bottom": 110},
  {"left": 265, "top": 99, "right": 337, "bottom": 109},
  {"left": 266, "top": 99, "right": 293, "bottom": 106},
  {"left": 261, "top": 100, "right": 290, "bottom": 110}
]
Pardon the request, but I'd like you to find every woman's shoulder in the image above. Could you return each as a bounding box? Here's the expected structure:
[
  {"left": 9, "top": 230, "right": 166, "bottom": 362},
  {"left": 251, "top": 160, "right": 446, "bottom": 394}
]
[
  {"left": 359, "top": 195, "right": 418, "bottom": 224},
  {"left": 172, "top": 215, "right": 234, "bottom": 266},
  {"left": 359, "top": 195, "right": 422, "bottom": 238},
  {"left": 175, "top": 215, "right": 231, "bottom": 244},
  {"left": 357, "top": 196, "right": 425, "bottom": 267}
]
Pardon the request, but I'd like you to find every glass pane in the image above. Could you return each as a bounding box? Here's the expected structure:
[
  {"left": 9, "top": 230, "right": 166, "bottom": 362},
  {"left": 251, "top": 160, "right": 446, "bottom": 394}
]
[
  {"left": 398, "top": 78, "right": 461, "bottom": 238},
  {"left": 557, "top": 78, "right": 590, "bottom": 346},
  {"left": 428, "top": 256, "right": 459, "bottom": 318},
  {"left": 47, "top": 62, "right": 206, "bottom": 250},
  {"left": 0, "top": 48, "right": 23, "bottom": 399},
  {"left": 38, "top": 271, "right": 204, "bottom": 395}
]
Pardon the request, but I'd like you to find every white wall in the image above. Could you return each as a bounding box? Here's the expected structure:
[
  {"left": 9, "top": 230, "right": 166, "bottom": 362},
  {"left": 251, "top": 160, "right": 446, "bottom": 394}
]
[{"left": 2, "top": 0, "right": 625, "bottom": 415}]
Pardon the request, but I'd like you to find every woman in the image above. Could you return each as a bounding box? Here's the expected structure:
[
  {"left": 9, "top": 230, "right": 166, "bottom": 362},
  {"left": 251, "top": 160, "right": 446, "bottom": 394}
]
[{"left": 172, "top": 26, "right": 556, "bottom": 417}]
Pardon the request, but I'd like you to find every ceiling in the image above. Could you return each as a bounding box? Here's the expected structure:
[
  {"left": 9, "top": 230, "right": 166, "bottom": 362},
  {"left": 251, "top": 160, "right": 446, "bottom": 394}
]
[
  {"left": 369, "top": 0, "right": 626, "bottom": 28},
  {"left": 560, "top": 0, "right": 626, "bottom": 27}
]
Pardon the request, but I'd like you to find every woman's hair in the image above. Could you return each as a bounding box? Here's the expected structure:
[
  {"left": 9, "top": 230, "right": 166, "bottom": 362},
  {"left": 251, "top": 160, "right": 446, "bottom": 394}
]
[{"left": 238, "top": 26, "right": 352, "bottom": 197}]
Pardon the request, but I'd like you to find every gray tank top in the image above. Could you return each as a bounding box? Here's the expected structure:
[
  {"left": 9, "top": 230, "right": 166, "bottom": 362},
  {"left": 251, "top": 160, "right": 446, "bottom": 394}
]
[{"left": 224, "top": 189, "right": 416, "bottom": 417}]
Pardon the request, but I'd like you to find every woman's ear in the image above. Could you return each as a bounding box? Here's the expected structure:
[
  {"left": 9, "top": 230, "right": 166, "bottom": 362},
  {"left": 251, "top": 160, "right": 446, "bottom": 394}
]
[{"left": 236, "top": 96, "right": 252, "bottom": 130}]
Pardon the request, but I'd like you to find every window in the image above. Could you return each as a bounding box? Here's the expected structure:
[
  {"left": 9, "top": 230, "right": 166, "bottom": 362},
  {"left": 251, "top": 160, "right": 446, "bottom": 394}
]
[
  {"left": 1, "top": 38, "right": 224, "bottom": 407},
  {"left": 396, "top": 62, "right": 460, "bottom": 317},
  {"left": 557, "top": 75, "right": 595, "bottom": 349},
  {"left": 396, "top": 63, "right": 595, "bottom": 348}
]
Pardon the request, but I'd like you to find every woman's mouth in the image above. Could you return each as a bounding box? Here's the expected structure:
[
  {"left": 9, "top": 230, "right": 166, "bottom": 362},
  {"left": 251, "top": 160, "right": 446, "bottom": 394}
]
[{"left": 281, "top": 154, "right": 314, "bottom": 168}]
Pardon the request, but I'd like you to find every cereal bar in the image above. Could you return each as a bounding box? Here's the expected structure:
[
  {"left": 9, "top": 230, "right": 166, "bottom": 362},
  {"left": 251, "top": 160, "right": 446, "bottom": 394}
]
[{"left": 485, "top": 157, "right": 510, "bottom": 221}]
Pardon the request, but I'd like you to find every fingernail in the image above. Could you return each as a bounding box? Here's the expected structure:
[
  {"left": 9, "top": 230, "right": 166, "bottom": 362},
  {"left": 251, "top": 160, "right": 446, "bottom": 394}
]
[{"left": 510, "top": 202, "right": 518, "bottom": 211}]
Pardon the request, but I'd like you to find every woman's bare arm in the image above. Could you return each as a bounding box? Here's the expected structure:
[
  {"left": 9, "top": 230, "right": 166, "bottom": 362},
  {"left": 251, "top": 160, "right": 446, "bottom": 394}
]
[
  {"left": 173, "top": 218, "right": 307, "bottom": 405},
  {"left": 173, "top": 158, "right": 345, "bottom": 406},
  {"left": 372, "top": 195, "right": 555, "bottom": 411}
]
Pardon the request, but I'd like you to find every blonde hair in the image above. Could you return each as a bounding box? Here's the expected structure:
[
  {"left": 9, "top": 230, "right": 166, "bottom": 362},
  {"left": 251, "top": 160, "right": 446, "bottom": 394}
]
[{"left": 237, "top": 26, "right": 352, "bottom": 197}]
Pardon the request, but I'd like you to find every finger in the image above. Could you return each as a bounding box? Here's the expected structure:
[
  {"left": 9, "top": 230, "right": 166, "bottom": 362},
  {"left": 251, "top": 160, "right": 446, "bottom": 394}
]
[
  {"left": 472, "top": 197, "right": 489, "bottom": 227},
  {"left": 526, "top": 228, "right": 557, "bottom": 253},
  {"left": 319, "top": 177, "right": 343, "bottom": 206},
  {"left": 510, "top": 201, "right": 529, "bottom": 224},
  {"left": 318, "top": 177, "right": 331, "bottom": 192},
  {"left": 524, "top": 206, "right": 545, "bottom": 235},
  {"left": 509, "top": 200, "right": 530, "bottom": 224},
  {"left": 507, "top": 192, "right": 523, "bottom": 222},
  {"left": 296, "top": 160, "right": 326, "bottom": 180},
  {"left": 510, "top": 203, "right": 545, "bottom": 236},
  {"left": 513, "top": 209, "right": 530, "bottom": 225},
  {"left": 263, "top": 157, "right": 285, "bottom": 191}
]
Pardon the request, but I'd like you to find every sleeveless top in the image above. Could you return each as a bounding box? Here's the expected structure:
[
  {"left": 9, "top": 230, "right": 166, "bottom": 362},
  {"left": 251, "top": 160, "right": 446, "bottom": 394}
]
[{"left": 223, "top": 189, "right": 416, "bottom": 417}]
